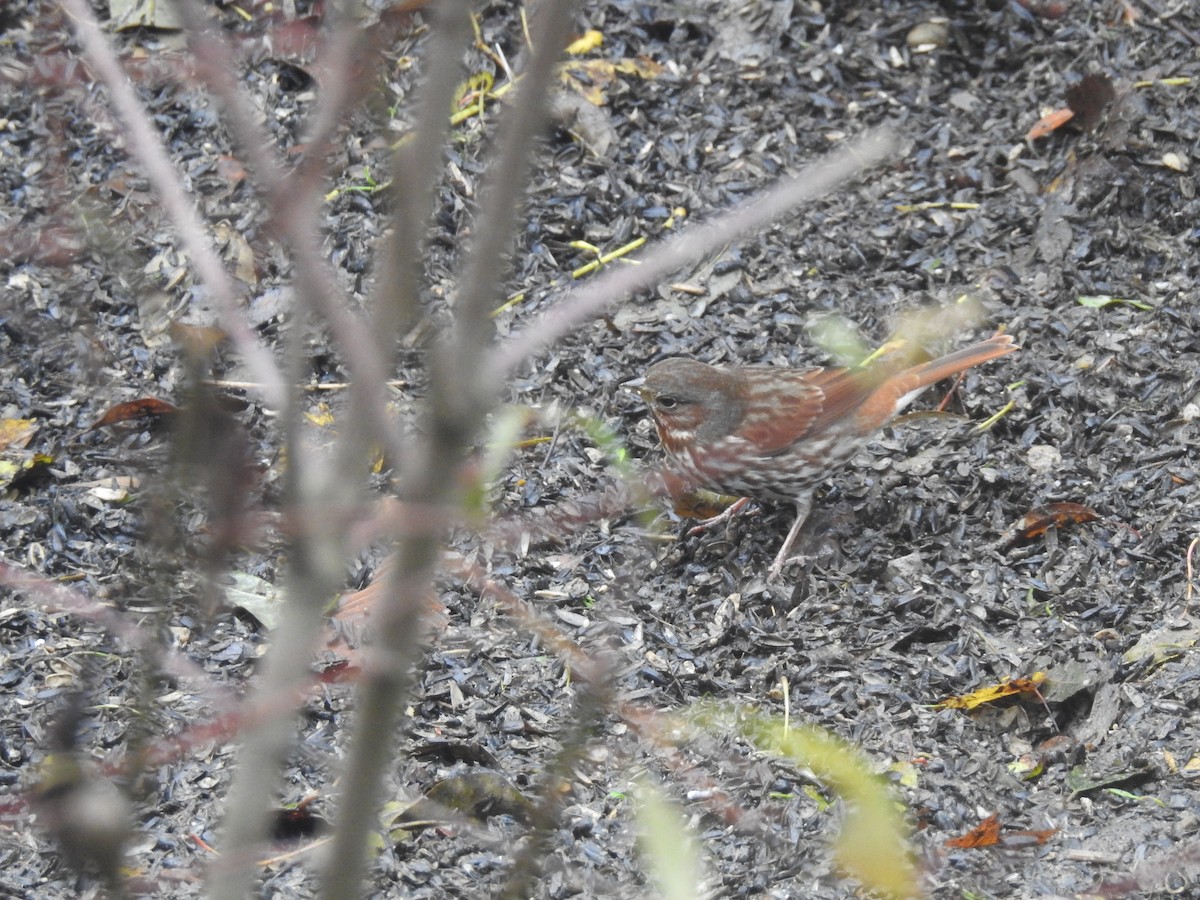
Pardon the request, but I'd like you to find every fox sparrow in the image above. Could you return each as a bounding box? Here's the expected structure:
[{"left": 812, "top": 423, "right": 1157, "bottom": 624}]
[{"left": 630, "top": 333, "right": 1018, "bottom": 580}]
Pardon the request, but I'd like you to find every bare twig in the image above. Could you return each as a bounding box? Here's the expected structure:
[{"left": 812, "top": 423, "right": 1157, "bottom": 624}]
[
  {"left": 175, "top": 1, "right": 408, "bottom": 459},
  {"left": 485, "top": 128, "right": 897, "bottom": 383},
  {"left": 59, "top": 0, "right": 287, "bottom": 409},
  {"left": 319, "top": 1, "right": 581, "bottom": 894},
  {"left": 182, "top": 4, "right": 407, "bottom": 894}
]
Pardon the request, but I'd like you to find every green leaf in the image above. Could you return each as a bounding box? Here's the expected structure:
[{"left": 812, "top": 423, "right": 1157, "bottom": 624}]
[
  {"left": 635, "top": 778, "right": 703, "bottom": 900},
  {"left": 1103, "top": 788, "right": 1165, "bottom": 806},
  {"left": 808, "top": 313, "right": 871, "bottom": 366},
  {"left": 1077, "top": 295, "right": 1153, "bottom": 311}
]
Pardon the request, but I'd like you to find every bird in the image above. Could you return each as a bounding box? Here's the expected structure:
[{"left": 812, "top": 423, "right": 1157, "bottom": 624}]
[{"left": 628, "top": 333, "right": 1018, "bottom": 580}]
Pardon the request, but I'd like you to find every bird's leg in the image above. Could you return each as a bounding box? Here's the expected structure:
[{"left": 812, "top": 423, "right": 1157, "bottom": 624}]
[
  {"left": 767, "top": 492, "right": 814, "bottom": 582},
  {"left": 686, "top": 496, "right": 752, "bottom": 537}
]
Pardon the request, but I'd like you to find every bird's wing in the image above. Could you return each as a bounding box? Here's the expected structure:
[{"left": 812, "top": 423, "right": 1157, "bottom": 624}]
[{"left": 733, "top": 367, "right": 841, "bottom": 455}]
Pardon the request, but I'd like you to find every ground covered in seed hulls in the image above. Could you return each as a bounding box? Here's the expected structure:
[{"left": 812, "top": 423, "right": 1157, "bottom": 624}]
[{"left": 2, "top": 0, "right": 1200, "bottom": 896}]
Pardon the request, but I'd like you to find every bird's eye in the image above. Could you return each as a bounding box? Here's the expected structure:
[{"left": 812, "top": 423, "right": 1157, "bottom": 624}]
[{"left": 656, "top": 396, "right": 678, "bottom": 410}]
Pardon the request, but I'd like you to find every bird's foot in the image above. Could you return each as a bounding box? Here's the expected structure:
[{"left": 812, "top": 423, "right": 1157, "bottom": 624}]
[
  {"left": 685, "top": 496, "right": 753, "bottom": 537},
  {"left": 767, "top": 548, "right": 809, "bottom": 582},
  {"left": 766, "top": 497, "right": 814, "bottom": 582}
]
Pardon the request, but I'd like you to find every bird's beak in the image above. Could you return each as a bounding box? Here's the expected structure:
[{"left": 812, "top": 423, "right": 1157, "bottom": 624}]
[{"left": 622, "top": 376, "right": 649, "bottom": 401}]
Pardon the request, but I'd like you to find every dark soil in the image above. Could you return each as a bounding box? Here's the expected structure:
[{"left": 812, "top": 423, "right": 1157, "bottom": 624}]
[{"left": 3, "top": 0, "right": 1200, "bottom": 897}]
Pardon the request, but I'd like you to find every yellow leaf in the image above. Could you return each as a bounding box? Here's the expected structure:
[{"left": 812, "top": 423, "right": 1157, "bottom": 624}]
[
  {"left": 565, "top": 29, "right": 603, "bottom": 55},
  {"left": 0, "top": 418, "right": 38, "bottom": 451},
  {"left": 305, "top": 403, "right": 335, "bottom": 428},
  {"left": 936, "top": 672, "right": 1046, "bottom": 710}
]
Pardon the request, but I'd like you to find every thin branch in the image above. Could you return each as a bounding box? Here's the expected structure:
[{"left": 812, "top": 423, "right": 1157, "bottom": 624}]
[
  {"left": 59, "top": 0, "right": 287, "bottom": 409},
  {"left": 320, "top": 3, "right": 579, "bottom": 894},
  {"left": 346, "top": 0, "right": 475, "bottom": 482},
  {"left": 176, "top": 0, "right": 408, "bottom": 460},
  {"left": 450, "top": 0, "right": 579, "bottom": 366},
  {"left": 485, "top": 128, "right": 898, "bottom": 383}
]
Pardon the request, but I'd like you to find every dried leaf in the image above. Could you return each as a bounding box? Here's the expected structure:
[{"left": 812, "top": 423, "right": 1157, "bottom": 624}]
[
  {"left": 1001, "top": 501, "right": 1100, "bottom": 545},
  {"left": 0, "top": 452, "right": 55, "bottom": 492},
  {"left": 87, "top": 398, "right": 178, "bottom": 431},
  {"left": 945, "top": 814, "right": 1001, "bottom": 849},
  {"left": 169, "top": 322, "right": 229, "bottom": 357},
  {"left": 213, "top": 222, "right": 258, "bottom": 286},
  {"left": 936, "top": 672, "right": 1047, "bottom": 710},
  {"left": 399, "top": 772, "right": 534, "bottom": 827},
  {"left": 947, "top": 814, "right": 1057, "bottom": 849},
  {"left": 1014, "top": 0, "right": 1069, "bottom": 19},
  {"left": 561, "top": 55, "right": 663, "bottom": 108},
  {"left": 0, "top": 418, "right": 38, "bottom": 451},
  {"left": 305, "top": 403, "right": 336, "bottom": 428},
  {"left": 1026, "top": 107, "right": 1074, "bottom": 141},
  {"left": 1122, "top": 623, "right": 1200, "bottom": 668},
  {"left": 108, "top": 0, "right": 182, "bottom": 31}
]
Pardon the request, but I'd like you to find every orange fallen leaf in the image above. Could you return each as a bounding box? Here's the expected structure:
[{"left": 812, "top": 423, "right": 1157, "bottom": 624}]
[
  {"left": 88, "top": 398, "right": 179, "bottom": 430},
  {"left": 316, "top": 660, "right": 360, "bottom": 684},
  {"left": 217, "top": 155, "right": 248, "bottom": 185},
  {"left": 1028, "top": 73, "right": 1115, "bottom": 141},
  {"left": 325, "top": 554, "right": 450, "bottom": 667},
  {"left": 946, "top": 814, "right": 1057, "bottom": 849},
  {"left": 1002, "top": 501, "right": 1100, "bottom": 545},
  {"left": 946, "top": 814, "right": 1001, "bottom": 848},
  {"left": 1026, "top": 107, "right": 1075, "bottom": 141}
]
